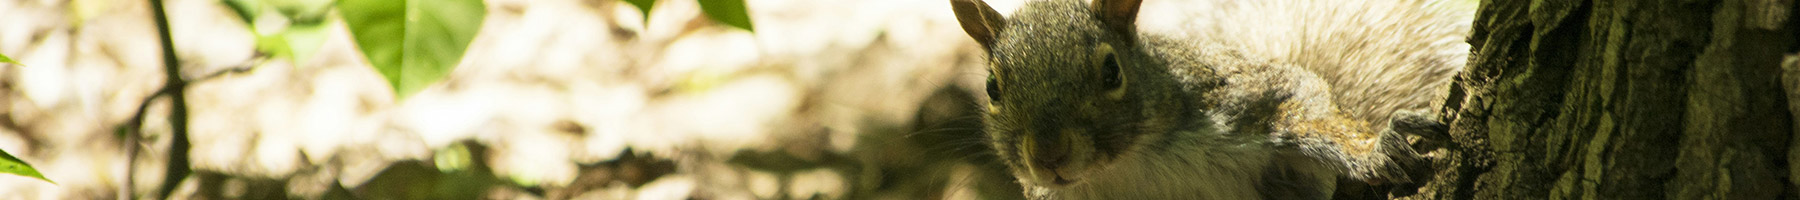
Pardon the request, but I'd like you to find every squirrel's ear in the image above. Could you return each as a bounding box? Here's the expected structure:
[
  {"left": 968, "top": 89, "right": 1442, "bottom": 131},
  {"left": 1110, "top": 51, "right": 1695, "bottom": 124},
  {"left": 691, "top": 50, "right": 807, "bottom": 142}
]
[
  {"left": 1090, "top": 0, "right": 1142, "bottom": 34},
  {"left": 951, "top": 0, "right": 1006, "bottom": 50}
]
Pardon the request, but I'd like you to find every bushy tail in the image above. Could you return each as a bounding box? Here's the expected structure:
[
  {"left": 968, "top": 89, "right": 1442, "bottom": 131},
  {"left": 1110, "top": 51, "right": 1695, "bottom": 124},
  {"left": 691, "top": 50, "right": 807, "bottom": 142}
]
[{"left": 1175, "top": 0, "right": 1474, "bottom": 131}]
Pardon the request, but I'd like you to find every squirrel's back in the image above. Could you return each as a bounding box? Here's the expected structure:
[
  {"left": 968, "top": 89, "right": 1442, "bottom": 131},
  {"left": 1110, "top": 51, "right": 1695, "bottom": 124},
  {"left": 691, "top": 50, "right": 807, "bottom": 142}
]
[{"left": 1162, "top": 0, "right": 1473, "bottom": 128}]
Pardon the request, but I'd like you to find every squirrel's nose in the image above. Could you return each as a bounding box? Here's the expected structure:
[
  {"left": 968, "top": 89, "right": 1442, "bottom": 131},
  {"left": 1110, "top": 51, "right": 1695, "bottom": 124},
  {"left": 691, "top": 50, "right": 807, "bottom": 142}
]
[
  {"left": 1034, "top": 152, "right": 1064, "bottom": 171},
  {"left": 1031, "top": 139, "right": 1068, "bottom": 171},
  {"left": 1034, "top": 145, "right": 1082, "bottom": 186}
]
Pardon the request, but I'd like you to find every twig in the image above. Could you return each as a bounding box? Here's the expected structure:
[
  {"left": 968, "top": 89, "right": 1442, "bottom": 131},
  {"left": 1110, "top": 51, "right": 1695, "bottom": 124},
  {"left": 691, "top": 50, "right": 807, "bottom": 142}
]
[
  {"left": 117, "top": 56, "right": 259, "bottom": 200},
  {"left": 119, "top": 129, "right": 137, "bottom": 200},
  {"left": 185, "top": 56, "right": 265, "bottom": 83},
  {"left": 118, "top": 87, "right": 160, "bottom": 200},
  {"left": 145, "top": 0, "right": 191, "bottom": 199},
  {"left": 119, "top": 7, "right": 265, "bottom": 199}
]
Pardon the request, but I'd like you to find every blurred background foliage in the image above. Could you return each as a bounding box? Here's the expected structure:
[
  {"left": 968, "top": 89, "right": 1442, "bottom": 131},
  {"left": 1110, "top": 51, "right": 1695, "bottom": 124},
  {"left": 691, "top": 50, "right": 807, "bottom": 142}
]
[{"left": 0, "top": 0, "right": 1021, "bottom": 199}]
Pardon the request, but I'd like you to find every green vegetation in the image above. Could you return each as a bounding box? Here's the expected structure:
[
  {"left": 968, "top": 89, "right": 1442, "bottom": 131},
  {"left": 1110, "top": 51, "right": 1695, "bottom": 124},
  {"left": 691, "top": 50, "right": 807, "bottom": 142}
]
[
  {"left": 0, "top": 149, "right": 50, "bottom": 184},
  {"left": 0, "top": 52, "right": 17, "bottom": 66},
  {"left": 697, "top": 0, "right": 755, "bottom": 32},
  {"left": 0, "top": 56, "right": 44, "bottom": 183},
  {"left": 626, "top": 0, "right": 756, "bottom": 32},
  {"left": 338, "top": 0, "right": 487, "bottom": 100},
  {"left": 226, "top": 0, "right": 755, "bottom": 100},
  {"left": 224, "top": 0, "right": 335, "bottom": 63}
]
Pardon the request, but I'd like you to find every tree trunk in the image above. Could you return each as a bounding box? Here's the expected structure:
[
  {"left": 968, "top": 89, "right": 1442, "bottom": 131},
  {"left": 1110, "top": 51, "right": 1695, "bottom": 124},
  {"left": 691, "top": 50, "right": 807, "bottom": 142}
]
[{"left": 1416, "top": 0, "right": 1800, "bottom": 199}]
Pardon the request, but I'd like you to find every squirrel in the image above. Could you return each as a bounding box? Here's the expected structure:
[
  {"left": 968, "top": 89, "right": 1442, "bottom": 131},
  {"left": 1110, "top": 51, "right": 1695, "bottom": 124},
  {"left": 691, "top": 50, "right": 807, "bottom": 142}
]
[{"left": 950, "top": 0, "right": 1463, "bottom": 199}]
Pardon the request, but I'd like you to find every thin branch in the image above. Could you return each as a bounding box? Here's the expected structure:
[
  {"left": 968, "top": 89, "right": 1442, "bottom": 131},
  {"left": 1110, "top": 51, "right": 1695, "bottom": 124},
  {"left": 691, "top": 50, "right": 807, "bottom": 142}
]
[
  {"left": 117, "top": 85, "right": 165, "bottom": 200},
  {"left": 123, "top": 87, "right": 173, "bottom": 129},
  {"left": 118, "top": 129, "right": 137, "bottom": 200},
  {"left": 120, "top": 11, "right": 264, "bottom": 200},
  {"left": 185, "top": 56, "right": 265, "bottom": 83},
  {"left": 146, "top": 0, "right": 191, "bottom": 199},
  {"left": 118, "top": 60, "right": 256, "bottom": 200}
]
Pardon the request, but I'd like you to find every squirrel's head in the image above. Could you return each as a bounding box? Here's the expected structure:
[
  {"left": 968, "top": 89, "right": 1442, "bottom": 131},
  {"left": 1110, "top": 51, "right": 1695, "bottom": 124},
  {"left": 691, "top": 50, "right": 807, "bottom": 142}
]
[{"left": 954, "top": 0, "right": 1173, "bottom": 189}]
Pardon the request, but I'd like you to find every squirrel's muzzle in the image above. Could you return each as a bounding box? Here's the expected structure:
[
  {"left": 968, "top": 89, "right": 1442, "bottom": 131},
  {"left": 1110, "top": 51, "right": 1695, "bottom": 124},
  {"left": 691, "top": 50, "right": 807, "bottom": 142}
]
[{"left": 1019, "top": 128, "right": 1090, "bottom": 186}]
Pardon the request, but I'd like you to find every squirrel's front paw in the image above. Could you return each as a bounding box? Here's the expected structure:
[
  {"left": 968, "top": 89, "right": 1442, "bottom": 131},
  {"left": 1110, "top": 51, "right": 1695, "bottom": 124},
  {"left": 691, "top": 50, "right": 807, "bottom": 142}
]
[
  {"left": 1390, "top": 109, "right": 1449, "bottom": 143},
  {"left": 1377, "top": 109, "right": 1449, "bottom": 196}
]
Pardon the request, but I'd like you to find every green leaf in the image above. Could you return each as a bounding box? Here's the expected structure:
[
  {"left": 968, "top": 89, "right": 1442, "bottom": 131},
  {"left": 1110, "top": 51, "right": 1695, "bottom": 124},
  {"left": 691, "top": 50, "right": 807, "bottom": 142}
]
[
  {"left": 0, "top": 149, "right": 52, "bottom": 184},
  {"left": 696, "top": 0, "right": 753, "bottom": 32},
  {"left": 221, "top": 0, "right": 263, "bottom": 24},
  {"left": 282, "top": 22, "right": 332, "bottom": 63},
  {"left": 254, "top": 32, "right": 294, "bottom": 59},
  {"left": 0, "top": 53, "right": 17, "bottom": 66},
  {"left": 623, "top": 0, "right": 655, "bottom": 24},
  {"left": 338, "top": 0, "right": 485, "bottom": 100},
  {"left": 272, "top": 0, "right": 336, "bottom": 25},
  {"left": 229, "top": 0, "right": 333, "bottom": 65}
]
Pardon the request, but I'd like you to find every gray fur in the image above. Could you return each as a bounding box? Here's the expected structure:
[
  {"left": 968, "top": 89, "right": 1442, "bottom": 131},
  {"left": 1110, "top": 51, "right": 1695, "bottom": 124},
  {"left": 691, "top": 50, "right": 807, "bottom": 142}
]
[{"left": 957, "top": 0, "right": 1468, "bottom": 199}]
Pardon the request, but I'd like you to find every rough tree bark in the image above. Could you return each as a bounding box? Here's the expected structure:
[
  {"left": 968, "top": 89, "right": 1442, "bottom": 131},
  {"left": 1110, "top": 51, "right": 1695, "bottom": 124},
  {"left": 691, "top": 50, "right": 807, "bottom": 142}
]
[{"left": 1414, "top": 0, "right": 1800, "bottom": 199}]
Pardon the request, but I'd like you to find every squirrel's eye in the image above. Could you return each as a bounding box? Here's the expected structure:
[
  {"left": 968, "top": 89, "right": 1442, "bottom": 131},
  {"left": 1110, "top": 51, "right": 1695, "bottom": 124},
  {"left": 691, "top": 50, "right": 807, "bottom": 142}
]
[
  {"left": 986, "top": 73, "right": 1002, "bottom": 102},
  {"left": 1100, "top": 53, "right": 1122, "bottom": 90}
]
